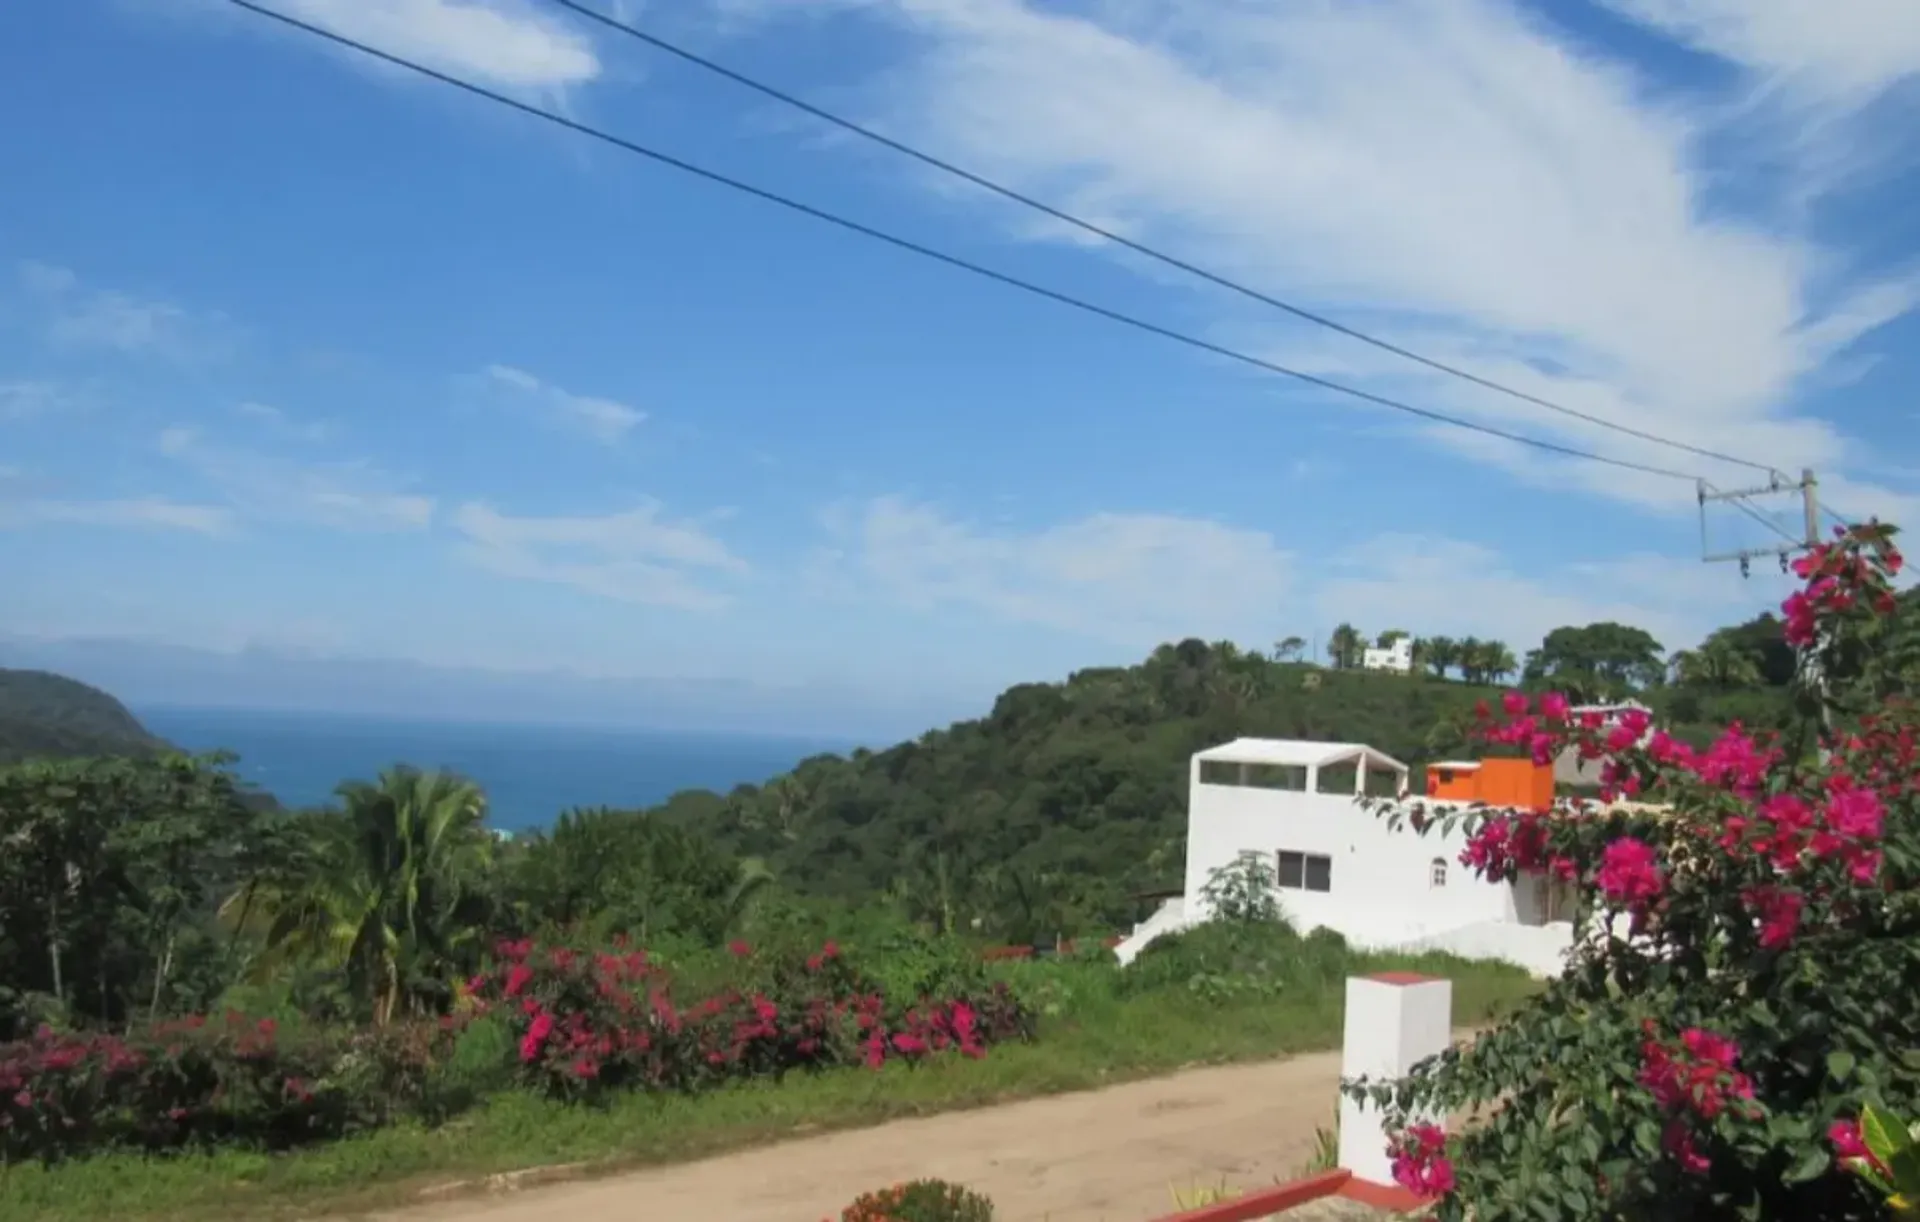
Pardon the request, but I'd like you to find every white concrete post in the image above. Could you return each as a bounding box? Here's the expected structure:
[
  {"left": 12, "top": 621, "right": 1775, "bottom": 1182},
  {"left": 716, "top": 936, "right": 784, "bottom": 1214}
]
[{"left": 1337, "top": 973, "right": 1452, "bottom": 1187}]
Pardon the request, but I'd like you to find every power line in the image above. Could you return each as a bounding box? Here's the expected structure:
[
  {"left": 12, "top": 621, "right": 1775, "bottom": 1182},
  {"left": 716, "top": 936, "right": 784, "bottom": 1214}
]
[
  {"left": 546, "top": 0, "right": 1788, "bottom": 482},
  {"left": 224, "top": 0, "right": 1709, "bottom": 484}
]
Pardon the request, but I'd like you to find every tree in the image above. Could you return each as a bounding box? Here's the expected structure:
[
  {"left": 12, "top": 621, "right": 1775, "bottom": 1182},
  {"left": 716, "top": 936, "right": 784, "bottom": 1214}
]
[
  {"left": 226, "top": 767, "right": 493, "bottom": 1025},
  {"left": 1356, "top": 524, "right": 1915, "bottom": 1221},
  {"left": 1523, "top": 622, "right": 1666, "bottom": 699},
  {"left": 1199, "top": 852, "right": 1280, "bottom": 924},
  {"left": 0, "top": 753, "right": 262, "bottom": 1038},
  {"left": 1459, "top": 639, "right": 1517, "bottom": 685},
  {"left": 1274, "top": 636, "right": 1306, "bottom": 663},
  {"left": 1328, "top": 623, "right": 1367, "bottom": 670},
  {"left": 1377, "top": 629, "right": 1410, "bottom": 649},
  {"left": 1419, "top": 636, "right": 1460, "bottom": 680},
  {"left": 1702, "top": 614, "right": 1798, "bottom": 688},
  {"left": 505, "top": 806, "right": 758, "bottom": 944},
  {"left": 1672, "top": 637, "right": 1763, "bottom": 689}
]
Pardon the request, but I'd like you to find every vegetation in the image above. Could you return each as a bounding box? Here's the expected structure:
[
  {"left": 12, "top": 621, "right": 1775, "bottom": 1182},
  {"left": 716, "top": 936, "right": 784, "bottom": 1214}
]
[
  {"left": 3, "top": 529, "right": 1915, "bottom": 1219},
  {"left": 679, "top": 601, "right": 1897, "bottom": 942},
  {"left": 1835, "top": 1105, "right": 1920, "bottom": 1219},
  {"left": 1354, "top": 523, "right": 1920, "bottom": 1221},
  {"left": 833, "top": 1179, "right": 996, "bottom": 1222},
  {"left": 0, "top": 669, "right": 168, "bottom": 765},
  {"left": 0, "top": 895, "right": 1534, "bottom": 1221}
]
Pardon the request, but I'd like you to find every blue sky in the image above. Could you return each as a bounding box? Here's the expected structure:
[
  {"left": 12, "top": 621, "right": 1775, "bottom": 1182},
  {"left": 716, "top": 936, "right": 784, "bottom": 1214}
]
[{"left": 3, "top": 0, "right": 1919, "bottom": 737}]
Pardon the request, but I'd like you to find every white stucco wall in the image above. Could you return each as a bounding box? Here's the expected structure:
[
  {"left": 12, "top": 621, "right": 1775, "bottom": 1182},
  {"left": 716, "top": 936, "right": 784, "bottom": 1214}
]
[
  {"left": 1395, "top": 919, "right": 1573, "bottom": 976},
  {"left": 1184, "top": 767, "right": 1520, "bottom": 946}
]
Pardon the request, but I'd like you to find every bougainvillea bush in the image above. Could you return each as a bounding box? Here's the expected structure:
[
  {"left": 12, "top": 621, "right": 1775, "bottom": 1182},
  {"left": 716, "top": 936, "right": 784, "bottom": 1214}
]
[
  {"left": 1834, "top": 1105, "right": 1920, "bottom": 1218},
  {"left": 1351, "top": 523, "right": 1919, "bottom": 1221},
  {"left": 3, "top": 937, "right": 1033, "bottom": 1163},
  {"left": 467, "top": 936, "right": 1033, "bottom": 1101},
  {"left": 0, "top": 1012, "right": 448, "bottom": 1162},
  {"left": 831, "top": 1178, "right": 996, "bottom": 1222}
]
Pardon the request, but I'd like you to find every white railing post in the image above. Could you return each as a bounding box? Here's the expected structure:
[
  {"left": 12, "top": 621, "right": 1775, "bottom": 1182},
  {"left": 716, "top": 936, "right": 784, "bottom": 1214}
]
[{"left": 1337, "top": 973, "right": 1452, "bottom": 1186}]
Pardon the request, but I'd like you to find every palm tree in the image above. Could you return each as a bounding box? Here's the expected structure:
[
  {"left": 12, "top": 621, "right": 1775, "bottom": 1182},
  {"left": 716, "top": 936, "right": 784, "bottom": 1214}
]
[
  {"left": 1673, "top": 639, "right": 1762, "bottom": 688},
  {"left": 1328, "top": 623, "right": 1366, "bottom": 670},
  {"left": 1466, "top": 637, "right": 1512, "bottom": 687},
  {"left": 224, "top": 767, "right": 492, "bottom": 1025},
  {"left": 1274, "top": 636, "right": 1306, "bottom": 663},
  {"left": 1419, "top": 636, "right": 1459, "bottom": 679},
  {"left": 725, "top": 857, "right": 776, "bottom": 931}
]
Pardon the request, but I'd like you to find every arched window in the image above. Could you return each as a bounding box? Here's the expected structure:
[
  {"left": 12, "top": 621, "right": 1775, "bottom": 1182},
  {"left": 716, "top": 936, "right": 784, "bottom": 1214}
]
[{"left": 1429, "top": 858, "right": 1448, "bottom": 888}]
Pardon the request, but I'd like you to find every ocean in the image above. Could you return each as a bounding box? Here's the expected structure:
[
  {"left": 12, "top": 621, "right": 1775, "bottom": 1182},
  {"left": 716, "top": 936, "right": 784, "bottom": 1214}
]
[{"left": 137, "top": 706, "right": 854, "bottom": 832}]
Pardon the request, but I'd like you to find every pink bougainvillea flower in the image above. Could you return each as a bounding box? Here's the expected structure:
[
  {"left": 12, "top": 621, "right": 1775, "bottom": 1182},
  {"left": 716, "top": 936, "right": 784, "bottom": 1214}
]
[
  {"left": 1596, "top": 837, "right": 1664, "bottom": 909},
  {"left": 1741, "top": 886, "right": 1804, "bottom": 951},
  {"left": 1662, "top": 1122, "right": 1711, "bottom": 1175},
  {"left": 1389, "top": 1123, "right": 1455, "bottom": 1198},
  {"left": 1829, "top": 1118, "right": 1886, "bottom": 1172}
]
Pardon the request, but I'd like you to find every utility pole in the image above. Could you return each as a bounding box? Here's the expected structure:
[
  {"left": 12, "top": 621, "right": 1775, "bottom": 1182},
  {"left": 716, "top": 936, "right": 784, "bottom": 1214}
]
[
  {"left": 1698, "top": 468, "right": 1831, "bottom": 755},
  {"left": 1697, "top": 468, "right": 1819, "bottom": 574}
]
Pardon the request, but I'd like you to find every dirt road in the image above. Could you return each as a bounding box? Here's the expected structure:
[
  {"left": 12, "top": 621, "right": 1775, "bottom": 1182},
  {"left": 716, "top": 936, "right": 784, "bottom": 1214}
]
[{"left": 386, "top": 1050, "right": 1350, "bottom": 1222}]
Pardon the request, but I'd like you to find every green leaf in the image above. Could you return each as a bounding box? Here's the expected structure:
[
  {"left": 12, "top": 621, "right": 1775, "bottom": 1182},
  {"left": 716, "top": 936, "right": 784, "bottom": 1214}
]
[
  {"left": 1827, "top": 1050, "right": 1857, "bottom": 1083},
  {"left": 1783, "top": 1144, "right": 1831, "bottom": 1184},
  {"left": 1863, "top": 1103, "right": 1913, "bottom": 1165}
]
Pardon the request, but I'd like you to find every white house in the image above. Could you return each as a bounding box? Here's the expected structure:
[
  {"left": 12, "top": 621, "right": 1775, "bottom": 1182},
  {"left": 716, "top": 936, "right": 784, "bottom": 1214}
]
[
  {"left": 1360, "top": 636, "right": 1415, "bottom": 674},
  {"left": 1113, "top": 736, "right": 1576, "bottom": 976},
  {"left": 1554, "top": 700, "right": 1657, "bottom": 787}
]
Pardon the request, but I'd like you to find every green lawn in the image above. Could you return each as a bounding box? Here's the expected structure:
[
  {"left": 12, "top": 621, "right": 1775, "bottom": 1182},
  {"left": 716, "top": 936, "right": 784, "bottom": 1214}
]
[{"left": 0, "top": 953, "right": 1536, "bottom": 1222}]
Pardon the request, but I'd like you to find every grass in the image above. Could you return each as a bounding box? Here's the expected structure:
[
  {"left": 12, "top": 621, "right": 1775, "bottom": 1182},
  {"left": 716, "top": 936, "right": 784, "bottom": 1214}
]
[{"left": 0, "top": 949, "right": 1537, "bottom": 1222}]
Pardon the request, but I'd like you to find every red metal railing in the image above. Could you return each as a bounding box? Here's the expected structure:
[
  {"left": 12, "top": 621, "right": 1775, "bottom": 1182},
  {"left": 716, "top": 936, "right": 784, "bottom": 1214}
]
[{"left": 1143, "top": 1169, "right": 1425, "bottom": 1220}]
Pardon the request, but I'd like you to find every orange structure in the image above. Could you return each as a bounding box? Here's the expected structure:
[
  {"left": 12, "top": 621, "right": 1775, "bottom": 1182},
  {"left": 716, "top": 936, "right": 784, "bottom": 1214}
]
[{"left": 1425, "top": 758, "right": 1554, "bottom": 811}]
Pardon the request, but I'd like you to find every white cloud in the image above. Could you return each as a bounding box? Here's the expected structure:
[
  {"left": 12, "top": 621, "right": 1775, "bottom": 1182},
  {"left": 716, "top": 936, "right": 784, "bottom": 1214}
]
[
  {"left": 719, "top": 0, "right": 1920, "bottom": 513},
  {"left": 273, "top": 0, "right": 601, "bottom": 94},
  {"left": 816, "top": 495, "right": 1293, "bottom": 645},
  {"left": 1, "top": 497, "right": 237, "bottom": 536},
  {"left": 451, "top": 500, "right": 749, "bottom": 609},
  {"left": 484, "top": 364, "right": 646, "bottom": 444},
  {"left": 234, "top": 400, "right": 332, "bottom": 442},
  {"left": 1598, "top": 0, "right": 1920, "bottom": 108},
  {"left": 15, "top": 261, "right": 236, "bottom": 362},
  {"left": 814, "top": 497, "right": 1795, "bottom": 659},
  {"left": 159, "top": 426, "right": 434, "bottom": 531}
]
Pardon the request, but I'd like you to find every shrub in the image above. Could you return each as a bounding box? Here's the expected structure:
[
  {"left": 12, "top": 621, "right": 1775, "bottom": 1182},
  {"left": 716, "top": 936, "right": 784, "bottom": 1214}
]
[
  {"left": 1199, "top": 850, "right": 1283, "bottom": 923},
  {"left": 467, "top": 936, "right": 1032, "bottom": 1101},
  {"left": 1833, "top": 1104, "right": 1920, "bottom": 1219},
  {"left": 1121, "top": 919, "right": 1311, "bottom": 1004},
  {"left": 1349, "top": 523, "right": 1918, "bottom": 1221},
  {"left": 834, "top": 1179, "right": 995, "bottom": 1222},
  {"left": 0, "top": 1012, "right": 450, "bottom": 1162}
]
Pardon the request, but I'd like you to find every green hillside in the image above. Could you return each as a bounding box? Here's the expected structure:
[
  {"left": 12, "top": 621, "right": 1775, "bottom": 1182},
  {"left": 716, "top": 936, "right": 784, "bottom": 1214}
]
[
  {"left": 0, "top": 668, "right": 170, "bottom": 765},
  {"left": 671, "top": 635, "right": 1798, "bottom": 943}
]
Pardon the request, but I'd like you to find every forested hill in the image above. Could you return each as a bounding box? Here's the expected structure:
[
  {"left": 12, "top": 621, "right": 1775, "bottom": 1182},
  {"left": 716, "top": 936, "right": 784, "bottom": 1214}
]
[
  {"left": 0, "top": 668, "right": 170, "bottom": 765},
  {"left": 668, "top": 636, "right": 1798, "bottom": 942}
]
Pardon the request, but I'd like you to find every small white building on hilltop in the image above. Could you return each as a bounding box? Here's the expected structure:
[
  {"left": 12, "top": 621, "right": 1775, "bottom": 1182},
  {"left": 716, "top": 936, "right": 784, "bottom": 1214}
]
[
  {"left": 1114, "top": 736, "right": 1576, "bottom": 976},
  {"left": 1361, "top": 636, "right": 1415, "bottom": 674}
]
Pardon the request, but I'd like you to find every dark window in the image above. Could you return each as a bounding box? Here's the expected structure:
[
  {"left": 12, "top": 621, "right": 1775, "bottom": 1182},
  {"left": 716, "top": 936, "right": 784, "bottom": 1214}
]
[
  {"left": 1277, "top": 850, "right": 1332, "bottom": 892},
  {"left": 1277, "top": 850, "right": 1304, "bottom": 888},
  {"left": 1199, "top": 760, "right": 1241, "bottom": 786},
  {"left": 1304, "top": 855, "right": 1333, "bottom": 892},
  {"left": 1246, "top": 763, "right": 1308, "bottom": 791},
  {"left": 1315, "top": 763, "right": 1358, "bottom": 794}
]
